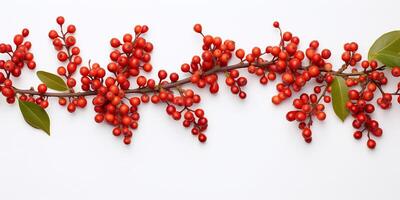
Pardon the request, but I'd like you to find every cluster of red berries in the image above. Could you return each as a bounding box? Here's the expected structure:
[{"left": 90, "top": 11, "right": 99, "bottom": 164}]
[
  {"left": 286, "top": 92, "right": 328, "bottom": 142},
  {"left": 225, "top": 69, "right": 248, "bottom": 99},
  {"left": 92, "top": 80, "right": 140, "bottom": 145},
  {"left": 344, "top": 61, "right": 395, "bottom": 149},
  {"left": 0, "top": 28, "right": 36, "bottom": 104},
  {"left": 92, "top": 23, "right": 152, "bottom": 144},
  {"left": 90, "top": 21, "right": 207, "bottom": 144},
  {"left": 162, "top": 87, "right": 207, "bottom": 142},
  {"left": 18, "top": 84, "right": 50, "bottom": 109},
  {"left": 48, "top": 16, "right": 87, "bottom": 112},
  {"left": 1, "top": 17, "right": 399, "bottom": 149},
  {"left": 185, "top": 24, "right": 238, "bottom": 94},
  {"left": 266, "top": 35, "right": 333, "bottom": 105}
]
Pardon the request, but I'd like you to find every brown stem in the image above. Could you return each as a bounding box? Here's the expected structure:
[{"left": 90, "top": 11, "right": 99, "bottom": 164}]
[
  {"left": 13, "top": 61, "right": 269, "bottom": 97},
  {"left": 12, "top": 61, "right": 388, "bottom": 99},
  {"left": 316, "top": 84, "right": 329, "bottom": 104}
]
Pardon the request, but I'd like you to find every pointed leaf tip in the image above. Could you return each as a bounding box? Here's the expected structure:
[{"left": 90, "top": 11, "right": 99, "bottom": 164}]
[{"left": 18, "top": 99, "right": 51, "bottom": 135}]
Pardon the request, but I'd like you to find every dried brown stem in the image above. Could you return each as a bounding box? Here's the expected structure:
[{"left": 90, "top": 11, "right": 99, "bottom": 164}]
[{"left": 12, "top": 61, "right": 388, "bottom": 98}]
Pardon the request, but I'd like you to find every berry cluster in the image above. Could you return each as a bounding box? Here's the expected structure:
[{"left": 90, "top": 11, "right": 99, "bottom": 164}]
[
  {"left": 187, "top": 24, "right": 238, "bottom": 94},
  {"left": 345, "top": 62, "right": 399, "bottom": 148},
  {"left": 91, "top": 23, "right": 152, "bottom": 144},
  {"left": 286, "top": 92, "right": 328, "bottom": 142},
  {"left": 0, "top": 28, "right": 36, "bottom": 104},
  {"left": 2, "top": 17, "right": 399, "bottom": 149},
  {"left": 47, "top": 16, "right": 87, "bottom": 112}
]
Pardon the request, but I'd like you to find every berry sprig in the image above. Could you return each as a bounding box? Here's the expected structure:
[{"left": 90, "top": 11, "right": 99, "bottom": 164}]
[
  {"left": 49, "top": 16, "right": 87, "bottom": 112},
  {"left": 1, "top": 17, "right": 400, "bottom": 149},
  {"left": 0, "top": 28, "right": 36, "bottom": 104}
]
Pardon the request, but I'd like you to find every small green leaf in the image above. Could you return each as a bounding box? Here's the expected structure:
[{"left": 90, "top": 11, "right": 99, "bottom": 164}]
[
  {"left": 37, "top": 71, "right": 68, "bottom": 91},
  {"left": 331, "top": 76, "right": 349, "bottom": 122},
  {"left": 18, "top": 99, "right": 50, "bottom": 135},
  {"left": 368, "top": 31, "right": 400, "bottom": 68}
]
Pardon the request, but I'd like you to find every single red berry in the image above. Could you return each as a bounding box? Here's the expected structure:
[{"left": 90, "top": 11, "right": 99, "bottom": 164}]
[
  {"left": 321, "top": 49, "right": 331, "bottom": 59},
  {"left": 235, "top": 49, "right": 245, "bottom": 59},
  {"left": 353, "top": 131, "right": 362, "bottom": 139},
  {"left": 302, "top": 128, "right": 312, "bottom": 138},
  {"left": 158, "top": 70, "right": 167, "bottom": 80},
  {"left": 134, "top": 25, "right": 142, "bottom": 35},
  {"left": 67, "top": 25, "right": 76, "bottom": 33},
  {"left": 391, "top": 66, "right": 400, "bottom": 77},
  {"left": 67, "top": 78, "right": 76, "bottom": 88},
  {"left": 170, "top": 73, "right": 179, "bottom": 82},
  {"left": 14, "top": 34, "right": 24, "bottom": 46},
  {"left": 252, "top": 47, "right": 261, "bottom": 57},
  {"left": 48, "top": 30, "right": 58, "bottom": 39},
  {"left": 282, "top": 32, "right": 292, "bottom": 41},
  {"left": 367, "top": 139, "right": 376, "bottom": 149},
  {"left": 181, "top": 64, "right": 190, "bottom": 72},
  {"left": 22, "top": 28, "right": 29, "bottom": 37},
  {"left": 56, "top": 16, "right": 65, "bottom": 25},
  {"left": 110, "top": 38, "right": 121, "bottom": 48},
  {"left": 124, "top": 137, "right": 132, "bottom": 145},
  {"left": 37, "top": 84, "right": 47, "bottom": 94},
  {"left": 193, "top": 24, "right": 202, "bottom": 33},
  {"left": 272, "top": 96, "right": 281, "bottom": 105},
  {"left": 273, "top": 21, "right": 279, "bottom": 28},
  {"left": 40, "top": 100, "right": 49, "bottom": 109},
  {"left": 198, "top": 133, "right": 207, "bottom": 143},
  {"left": 67, "top": 103, "right": 76, "bottom": 113}
]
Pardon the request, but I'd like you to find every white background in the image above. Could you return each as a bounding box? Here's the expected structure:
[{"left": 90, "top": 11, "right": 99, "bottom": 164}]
[{"left": 0, "top": 0, "right": 399, "bottom": 199}]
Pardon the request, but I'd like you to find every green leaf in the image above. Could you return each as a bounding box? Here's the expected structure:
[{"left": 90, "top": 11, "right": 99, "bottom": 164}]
[
  {"left": 37, "top": 71, "right": 68, "bottom": 91},
  {"left": 368, "top": 31, "right": 400, "bottom": 68},
  {"left": 331, "top": 76, "right": 349, "bottom": 122},
  {"left": 18, "top": 99, "right": 50, "bottom": 135}
]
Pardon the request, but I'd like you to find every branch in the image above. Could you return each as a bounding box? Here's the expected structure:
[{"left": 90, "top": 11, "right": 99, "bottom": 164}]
[
  {"left": 13, "top": 61, "right": 387, "bottom": 98},
  {"left": 13, "top": 61, "right": 271, "bottom": 97}
]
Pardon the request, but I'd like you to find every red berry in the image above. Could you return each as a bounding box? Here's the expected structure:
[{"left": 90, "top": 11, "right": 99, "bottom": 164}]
[
  {"left": 198, "top": 133, "right": 207, "bottom": 143},
  {"left": 14, "top": 34, "right": 24, "bottom": 46},
  {"left": 124, "top": 137, "right": 132, "bottom": 145},
  {"left": 181, "top": 64, "right": 190, "bottom": 72},
  {"left": 235, "top": 49, "right": 245, "bottom": 59},
  {"left": 67, "top": 103, "right": 76, "bottom": 113},
  {"left": 391, "top": 67, "right": 400, "bottom": 77},
  {"left": 48, "top": 30, "right": 58, "bottom": 39},
  {"left": 22, "top": 28, "right": 29, "bottom": 37},
  {"left": 272, "top": 96, "right": 281, "bottom": 105},
  {"left": 59, "top": 98, "right": 67, "bottom": 106},
  {"left": 353, "top": 131, "right": 362, "bottom": 139},
  {"left": 67, "top": 78, "right": 76, "bottom": 88},
  {"left": 282, "top": 72, "right": 294, "bottom": 84},
  {"left": 37, "top": 84, "right": 47, "bottom": 94},
  {"left": 252, "top": 47, "right": 261, "bottom": 57},
  {"left": 158, "top": 70, "right": 167, "bottom": 80},
  {"left": 282, "top": 32, "right": 292, "bottom": 41},
  {"left": 56, "top": 16, "right": 65, "bottom": 25},
  {"left": 67, "top": 25, "right": 76, "bottom": 33},
  {"left": 367, "top": 139, "right": 376, "bottom": 149},
  {"left": 170, "top": 73, "right": 179, "bottom": 82},
  {"left": 302, "top": 128, "right": 312, "bottom": 138},
  {"left": 110, "top": 38, "right": 121, "bottom": 48},
  {"left": 193, "top": 24, "right": 202, "bottom": 33},
  {"left": 321, "top": 49, "right": 331, "bottom": 59}
]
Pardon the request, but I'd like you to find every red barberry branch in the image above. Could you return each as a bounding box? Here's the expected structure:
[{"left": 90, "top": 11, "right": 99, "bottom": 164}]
[
  {"left": 1, "top": 16, "right": 399, "bottom": 149},
  {"left": 12, "top": 63, "right": 386, "bottom": 97}
]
